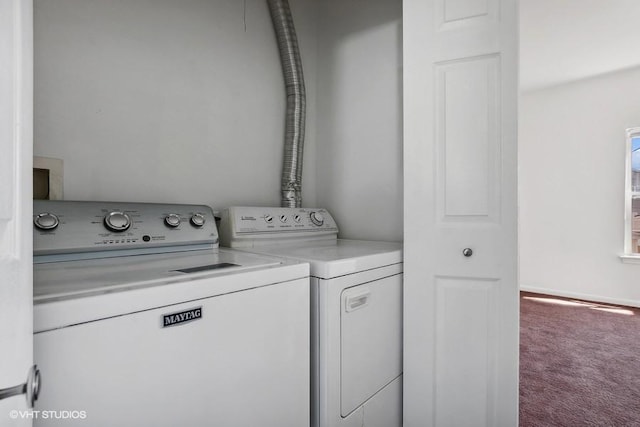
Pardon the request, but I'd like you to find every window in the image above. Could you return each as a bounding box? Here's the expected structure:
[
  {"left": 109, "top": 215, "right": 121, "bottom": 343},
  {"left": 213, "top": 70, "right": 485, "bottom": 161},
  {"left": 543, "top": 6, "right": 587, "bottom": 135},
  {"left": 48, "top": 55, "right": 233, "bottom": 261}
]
[{"left": 625, "top": 128, "right": 640, "bottom": 256}]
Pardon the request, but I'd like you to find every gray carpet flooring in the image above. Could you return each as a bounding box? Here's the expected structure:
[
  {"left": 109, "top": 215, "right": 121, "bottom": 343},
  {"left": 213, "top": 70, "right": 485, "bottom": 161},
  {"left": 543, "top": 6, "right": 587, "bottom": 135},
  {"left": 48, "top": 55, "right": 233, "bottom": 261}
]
[{"left": 520, "top": 292, "right": 640, "bottom": 426}]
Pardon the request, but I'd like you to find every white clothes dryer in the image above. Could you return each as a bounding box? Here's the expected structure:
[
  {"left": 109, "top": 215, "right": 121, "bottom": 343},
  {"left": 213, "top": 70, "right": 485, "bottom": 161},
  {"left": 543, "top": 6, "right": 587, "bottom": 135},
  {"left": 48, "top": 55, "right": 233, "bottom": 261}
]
[
  {"left": 220, "top": 206, "right": 403, "bottom": 427},
  {"left": 33, "top": 200, "right": 310, "bottom": 427}
]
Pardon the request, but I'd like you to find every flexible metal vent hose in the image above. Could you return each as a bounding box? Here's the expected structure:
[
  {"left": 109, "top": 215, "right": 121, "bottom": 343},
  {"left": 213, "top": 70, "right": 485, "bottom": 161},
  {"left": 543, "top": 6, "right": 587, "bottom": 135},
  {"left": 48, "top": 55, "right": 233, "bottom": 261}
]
[{"left": 267, "top": 0, "right": 306, "bottom": 208}]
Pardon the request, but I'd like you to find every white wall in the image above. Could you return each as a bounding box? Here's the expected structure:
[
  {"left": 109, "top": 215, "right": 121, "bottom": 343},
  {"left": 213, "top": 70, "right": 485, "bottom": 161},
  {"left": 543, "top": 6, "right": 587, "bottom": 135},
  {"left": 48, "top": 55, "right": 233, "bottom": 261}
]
[
  {"left": 34, "top": 0, "right": 402, "bottom": 241},
  {"left": 34, "top": 0, "right": 318, "bottom": 210},
  {"left": 315, "top": 0, "right": 403, "bottom": 241},
  {"left": 519, "top": 66, "right": 640, "bottom": 307}
]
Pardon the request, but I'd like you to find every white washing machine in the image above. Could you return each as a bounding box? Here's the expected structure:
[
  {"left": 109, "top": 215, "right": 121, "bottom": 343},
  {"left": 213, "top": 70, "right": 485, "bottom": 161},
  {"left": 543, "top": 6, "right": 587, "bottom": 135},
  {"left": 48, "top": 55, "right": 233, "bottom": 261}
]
[
  {"left": 33, "top": 200, "right": 310, "bottom": 427},
  {"left": 220, "top": 206, "right": 403, "bottom": 427}
]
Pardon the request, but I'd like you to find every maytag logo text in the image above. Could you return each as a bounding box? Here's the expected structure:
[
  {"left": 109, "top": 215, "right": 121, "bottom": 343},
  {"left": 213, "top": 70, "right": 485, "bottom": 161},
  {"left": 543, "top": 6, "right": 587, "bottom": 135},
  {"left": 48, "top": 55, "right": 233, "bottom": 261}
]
[{"left": 162, "top": 307, "right": 202, "bottom": 328}]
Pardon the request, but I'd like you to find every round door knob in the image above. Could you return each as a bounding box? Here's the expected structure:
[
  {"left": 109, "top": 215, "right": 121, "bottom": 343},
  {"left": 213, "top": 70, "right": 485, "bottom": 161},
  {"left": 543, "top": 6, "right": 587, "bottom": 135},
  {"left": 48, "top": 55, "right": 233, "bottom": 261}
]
[
  {"left": 462, "top": 248, "right": 473, "bottom": 257},
  {"left": 310, "top": 212, "right": 324, "bottom": 226},
  {"left": 165, "top": 213, "right": 181, "bottom": 228},
  {"left": 26, "top": 365, "right": 41, "bottom": 408},
  {"left": 34, "top": 212, "right": 59, "bottom": 231},
  {"left": 190, "top": 213, "right": 206, "bottom": 227},
  {"left": 104, "top": 211, "right": 132, "bottom": 232}
]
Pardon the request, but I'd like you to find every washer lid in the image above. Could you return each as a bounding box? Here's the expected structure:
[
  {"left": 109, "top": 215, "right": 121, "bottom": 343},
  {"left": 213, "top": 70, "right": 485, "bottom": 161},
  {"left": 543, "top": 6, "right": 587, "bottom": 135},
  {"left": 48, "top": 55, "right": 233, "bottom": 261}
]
[
  {"left": 247, "top": 239, "right": 403, "bottom": 279},
  {"left": 33, "top": 248, "right": 309, "bottom": 333},
  {"left": 34, "top": 248, "right": 294, "bottom": 302}
]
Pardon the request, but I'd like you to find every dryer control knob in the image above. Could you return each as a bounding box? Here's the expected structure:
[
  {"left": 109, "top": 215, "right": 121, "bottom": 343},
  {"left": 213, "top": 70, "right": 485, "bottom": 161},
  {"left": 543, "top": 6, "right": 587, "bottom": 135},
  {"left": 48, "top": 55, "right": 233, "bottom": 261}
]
[
  {"left": 165, "top": 213, "right": 181, "bottom": 228},
  {"left": 104, "top": 211, "right": 132, "bottom": 232},
  {"left": 190, "top": 214, "right": 205, "bottom": 227},
  {"left": 310, "top": 212, "right": 324, "bottom": 226},
  {"left": 34, "top": 212, "right": 59, "bottom": 231}
]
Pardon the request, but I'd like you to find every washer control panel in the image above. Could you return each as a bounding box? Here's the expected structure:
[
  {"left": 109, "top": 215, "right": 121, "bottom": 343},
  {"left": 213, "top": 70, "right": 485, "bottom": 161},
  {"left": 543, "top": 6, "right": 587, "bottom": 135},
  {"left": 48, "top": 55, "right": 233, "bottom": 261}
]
[
  {"left": 34, "top": 200, "right": 218, "bottom": 257},
  {"left": 219, "top": 206, "right": 339, "bottom": 248}
]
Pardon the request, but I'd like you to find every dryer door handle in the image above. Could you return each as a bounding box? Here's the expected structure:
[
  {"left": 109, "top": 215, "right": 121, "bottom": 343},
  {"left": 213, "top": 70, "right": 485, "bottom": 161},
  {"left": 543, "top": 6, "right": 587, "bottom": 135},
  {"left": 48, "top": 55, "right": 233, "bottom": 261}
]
[{"left": 344, "top": 289, "right": 371, "bottom": 313}]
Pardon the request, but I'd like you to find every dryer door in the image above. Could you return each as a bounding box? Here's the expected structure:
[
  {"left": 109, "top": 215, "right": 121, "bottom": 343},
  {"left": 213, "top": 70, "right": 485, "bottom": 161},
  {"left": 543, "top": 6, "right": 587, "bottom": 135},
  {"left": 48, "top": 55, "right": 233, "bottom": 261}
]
[{"left": 340, "top": 273, "right": 402, "bottom": 416}]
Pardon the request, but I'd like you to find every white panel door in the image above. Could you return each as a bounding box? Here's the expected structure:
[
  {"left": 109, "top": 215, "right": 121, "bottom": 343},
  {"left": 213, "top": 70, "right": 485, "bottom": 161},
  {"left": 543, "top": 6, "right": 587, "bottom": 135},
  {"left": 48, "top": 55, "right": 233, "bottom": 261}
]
[
  {"left": 0, "top": 0, "right": 34, "bottom": 425},
  {"left": 403, "top": 0, "right": 518, "bottom": 425}
]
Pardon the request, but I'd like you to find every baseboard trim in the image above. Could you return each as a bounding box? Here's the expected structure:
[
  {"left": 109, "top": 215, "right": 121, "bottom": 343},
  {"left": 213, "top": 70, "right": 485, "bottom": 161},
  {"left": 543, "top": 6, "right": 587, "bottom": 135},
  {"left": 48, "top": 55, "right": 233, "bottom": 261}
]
[{"left": 519, "top": 285, "right": 640, "bottom": 309}]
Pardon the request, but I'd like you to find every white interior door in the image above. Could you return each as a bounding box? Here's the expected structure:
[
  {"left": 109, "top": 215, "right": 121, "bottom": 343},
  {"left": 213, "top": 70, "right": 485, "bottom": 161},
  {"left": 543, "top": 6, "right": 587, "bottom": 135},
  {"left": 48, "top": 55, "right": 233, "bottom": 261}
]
[
  {"left": 403, "top": 0, "right": 518, "bottom": 426},
  {"left": 0, "top": 0, "right": 34, "bottom": 425}
]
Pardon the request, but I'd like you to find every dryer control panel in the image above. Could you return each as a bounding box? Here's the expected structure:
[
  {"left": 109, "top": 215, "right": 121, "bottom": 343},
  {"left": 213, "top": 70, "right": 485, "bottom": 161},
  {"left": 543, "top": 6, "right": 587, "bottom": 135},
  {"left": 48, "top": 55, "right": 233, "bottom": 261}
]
[
  {"left": 219, "top": 206, "right": 339, "bottom": 248},
  {"left": 34, "top": 200, "right": 218, "bottom": 259}
]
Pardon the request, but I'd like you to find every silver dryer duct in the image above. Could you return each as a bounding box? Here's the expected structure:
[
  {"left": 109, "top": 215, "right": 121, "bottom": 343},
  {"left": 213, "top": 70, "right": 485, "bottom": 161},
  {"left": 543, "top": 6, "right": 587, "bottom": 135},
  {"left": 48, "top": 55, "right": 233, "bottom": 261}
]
[{"left": 267, "top": 0, "right": 306, "bottom": 208}]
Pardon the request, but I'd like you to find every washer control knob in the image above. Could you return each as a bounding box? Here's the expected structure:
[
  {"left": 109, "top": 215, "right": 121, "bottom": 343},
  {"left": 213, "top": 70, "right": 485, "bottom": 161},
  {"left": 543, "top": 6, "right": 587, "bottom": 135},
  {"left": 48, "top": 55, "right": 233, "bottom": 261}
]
[
  {"left": 279, "top": 215, "right": 288, "bottom": 223},
  {"left": 34, "top": 212, "right": 59, "bottom": 231},
  {"left": 264, "top": 215, "right": 274, "bottom": 224},
  {"left": 165, "top": 213, "right": 181, "bottom": 228},
  {"left": 293, "top": 214, "right": 302, "bottom": 223},
  {"left": 190, "top": 213, "right": 206, "bottom": 227},
  {"left": 310, "top": 212, "right": 325, "bottom": 226},
  {"left": 104, "top": 211, "right": 132, "bottom": 232}
]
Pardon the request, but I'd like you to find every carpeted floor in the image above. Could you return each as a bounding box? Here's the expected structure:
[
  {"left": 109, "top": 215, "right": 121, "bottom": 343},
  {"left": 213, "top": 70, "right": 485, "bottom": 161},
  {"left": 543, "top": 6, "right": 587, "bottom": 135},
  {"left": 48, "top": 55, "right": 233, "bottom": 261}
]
[{"left": 520, "top": 292, "right": 640, "bottom": 427}]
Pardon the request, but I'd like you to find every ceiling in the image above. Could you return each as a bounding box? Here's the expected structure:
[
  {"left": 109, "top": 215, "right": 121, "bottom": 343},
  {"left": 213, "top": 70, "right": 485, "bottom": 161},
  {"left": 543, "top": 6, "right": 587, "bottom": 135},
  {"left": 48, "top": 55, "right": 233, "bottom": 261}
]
[{"left": 520, "top": 0, "right": 640, "bottom": 92}]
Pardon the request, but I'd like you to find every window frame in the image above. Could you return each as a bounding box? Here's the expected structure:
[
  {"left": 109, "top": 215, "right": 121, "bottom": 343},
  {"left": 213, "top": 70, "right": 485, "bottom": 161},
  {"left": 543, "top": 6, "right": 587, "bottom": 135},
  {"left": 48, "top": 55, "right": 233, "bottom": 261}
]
[{"left": 623, "top": 127, "right": 640, "bottom": 260}]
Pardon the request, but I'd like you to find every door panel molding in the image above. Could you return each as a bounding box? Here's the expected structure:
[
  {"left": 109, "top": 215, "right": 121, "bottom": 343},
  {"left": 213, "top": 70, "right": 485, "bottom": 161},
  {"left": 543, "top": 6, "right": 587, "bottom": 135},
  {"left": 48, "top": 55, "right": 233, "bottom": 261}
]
[
  {"left": 434, "top": 276, "right": 499, "bottom": 426},
  {"left": 436, "top": 0, "right": 500, "bottom": 32},
  {"left": 436, "top": 54, "right": 502, "bottom": 223},
  {"left": 444, "top": 1, "right": 488, "bottom": 23},
  {"left": 0, "top": 0, "right": 17, "bottom": 222}
]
